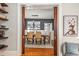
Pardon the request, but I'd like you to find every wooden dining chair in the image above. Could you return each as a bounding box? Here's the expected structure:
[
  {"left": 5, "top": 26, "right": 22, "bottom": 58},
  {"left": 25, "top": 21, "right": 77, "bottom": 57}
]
[
  {"left": 27, "top": 32, "right": 34, "bottom": 44},
  {"left": 44, "top": 33, "right": 50, "bottom": 45},
  {"left": 35, "top": 32, "right": 42, "bottom": 44}
]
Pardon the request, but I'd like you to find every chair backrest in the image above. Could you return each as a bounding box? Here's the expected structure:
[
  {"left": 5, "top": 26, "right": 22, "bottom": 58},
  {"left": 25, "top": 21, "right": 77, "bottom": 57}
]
[
  {"left": 27, "top": 32, "right": 34, "bottom": 39},
  {"left": 35, "top": 32, "right": 42, "bottom": 39}
]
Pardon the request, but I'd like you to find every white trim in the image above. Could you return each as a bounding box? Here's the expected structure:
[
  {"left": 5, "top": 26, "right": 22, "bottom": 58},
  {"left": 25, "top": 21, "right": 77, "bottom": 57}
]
[
  {"left": 58, "top": 4, "right": 63, "bottom": 56},
  {"left": 17, "top": 4, "right": 22, "bottom": 55},
  {"left": 0, "top": 51, "right": 18, "bottom": 56}
]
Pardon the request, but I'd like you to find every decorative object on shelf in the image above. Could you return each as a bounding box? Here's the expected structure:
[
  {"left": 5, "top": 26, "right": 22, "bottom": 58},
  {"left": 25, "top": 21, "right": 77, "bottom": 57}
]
[
  {"left": 0, "top": 25, "right": 5, "bottom": 27},
  {"left": 0, "top": 4, "right": 2, "bottom": 9},
  {"left": 0, "top": 17, "right": 8, "bottom": 21},
  {"left": 0, "top": 14, "right": 7, "bottom": 19},
  {"left": 0, "top": 8, "right": 8, "bottom": 13},
  {"left": 0, "top": 25, "right": 9, "bottom": 30},
  {"left": 0, "top": 31, "right": 5, "bottom": 37},
  {"left": 0, "top": 3, "right": 8, "bottom": 49},
  {"left": 0, "top": 37, "right": 8, "bottom": 39},
  {"left": 0, "top": 30, "right": 7, "bottom": 39},
  {"left": 0, "top": 3, "right": 8, "bottom": 14},
  {"left": 63, "top": 15, "right": 78, "bottom": 37},
  {"left": 0, "top": 3, "right": 8, "bottom": 7},
  {"left": 0, "top": 44, "right": 8, "bottom": 49},
  {"left": 0, "top": 28, "right": 9, "bottom": 30},
  {"left": 0, "top": 3, "right": 8, "bottom": 21}
]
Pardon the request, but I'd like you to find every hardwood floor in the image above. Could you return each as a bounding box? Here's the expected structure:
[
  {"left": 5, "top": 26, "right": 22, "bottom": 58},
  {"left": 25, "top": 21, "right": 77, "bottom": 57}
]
[{"left": 22, "top": 48, "right": 54, "bottom": 56}]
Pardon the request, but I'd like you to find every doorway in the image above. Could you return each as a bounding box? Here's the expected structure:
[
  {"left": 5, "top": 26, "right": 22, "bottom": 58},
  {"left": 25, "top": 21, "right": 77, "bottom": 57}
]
[{"left": 22, "top": 4, "right": 58, "bottom": 56}]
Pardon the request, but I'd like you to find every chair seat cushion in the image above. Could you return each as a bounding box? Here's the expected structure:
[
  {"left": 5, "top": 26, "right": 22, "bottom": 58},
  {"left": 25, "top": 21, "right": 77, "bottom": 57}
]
[{"left": 36, "top": 39, "right": 41, "bottom": 41}]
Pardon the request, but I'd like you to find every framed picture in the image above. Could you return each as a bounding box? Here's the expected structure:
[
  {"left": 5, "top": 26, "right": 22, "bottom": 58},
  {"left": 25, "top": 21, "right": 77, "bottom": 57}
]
[
  {"left": 63, "top": 15, "right": 78, "bottom": 37},
  {"left": 27, "top": 21, "right": 33, "bottom": 30},
  {"left": 34, "top": 21, "right": 40, "bottom": 30},
  {"left": 44, "top": 23, "right": 51, "bottom": 35}
]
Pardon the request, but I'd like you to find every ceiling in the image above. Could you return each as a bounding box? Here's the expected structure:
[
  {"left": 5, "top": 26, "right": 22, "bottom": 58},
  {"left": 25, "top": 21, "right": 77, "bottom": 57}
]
[{"left": 23, "top": 4, "right": 58, "bottom": 9}]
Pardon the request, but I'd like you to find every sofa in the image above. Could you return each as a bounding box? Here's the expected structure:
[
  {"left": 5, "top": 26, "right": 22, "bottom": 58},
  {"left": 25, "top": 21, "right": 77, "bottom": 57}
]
[{"left": 61, "top": 42, "right": 79, "bottom": 56}]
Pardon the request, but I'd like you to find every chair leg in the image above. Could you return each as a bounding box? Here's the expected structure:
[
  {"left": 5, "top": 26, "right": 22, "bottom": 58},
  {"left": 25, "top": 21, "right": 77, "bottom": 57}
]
[
  {"left": 36, "top": 40, "right": 37, "bottom": 44},
  {"left": 40, "top": 40, "right": 42, "bottom": 44},
  {"left": 35, "top": 40, "right": 41, "bottom": 45},
  {"left": 43, "top": 37, "right": 45, "bottom": 45},
  {"left": 27, "top": 40, "right": 30, "bottom": 44},
  {"left": 27, "top": 39, "right": 29, "bottom": 44},
  {"left": 27, "top": 39, "right": 34, "bottom": 44},
  {"left": 35, "top": 39, "right": 38, "bottom": 44},
  {"left": 32, "top": 39, "right": 34, "bottom": 44}
]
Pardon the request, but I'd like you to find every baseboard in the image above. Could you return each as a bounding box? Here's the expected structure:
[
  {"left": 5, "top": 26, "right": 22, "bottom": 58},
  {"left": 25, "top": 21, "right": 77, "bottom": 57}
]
[{"left": 0, "top": 51, "right": 19, "bottom": 56}]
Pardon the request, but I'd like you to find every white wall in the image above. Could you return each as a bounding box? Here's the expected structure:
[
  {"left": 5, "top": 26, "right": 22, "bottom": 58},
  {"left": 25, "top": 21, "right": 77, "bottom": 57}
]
[
  {"left": 0, "top": 3, "right": 18, "bottom": 56},
  {"left": 58, "top": 3, "right": 79, "bottom": 56},
  {"left": 17, "top": 4, "right": 22, "bottom": 56},
  {"left": 25, "top": 9, "right": 54, "bottom": 19}
]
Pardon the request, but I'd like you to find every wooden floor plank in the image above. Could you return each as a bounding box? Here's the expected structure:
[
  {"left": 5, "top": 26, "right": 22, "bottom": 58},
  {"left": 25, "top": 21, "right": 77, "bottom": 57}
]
[{"left": 22, "top": 48, "right": 54, "bottom": 56}]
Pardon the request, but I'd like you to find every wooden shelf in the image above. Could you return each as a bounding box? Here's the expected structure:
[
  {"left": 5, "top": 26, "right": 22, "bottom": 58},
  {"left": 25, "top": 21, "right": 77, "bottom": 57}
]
[
  {"left": 1, "top": 3, "right": 8, "bottom": 7},
  {"left": 0, "top": 44, "right": 8, "bottom": 49},
  {"left": 0, "top": 17, "right": 8, "bottom": 21},
  {"left": 0, "top": 37, "right": 8, "bottom": 39},
  {"left": 0, "top": 28, "right": 9, "bottom": 30},
  {"left": 0, "top": 8, "right": 8, "bottom": 13},
  {"left": 0, "top": 3, "right": 8, "bottom": 50}
]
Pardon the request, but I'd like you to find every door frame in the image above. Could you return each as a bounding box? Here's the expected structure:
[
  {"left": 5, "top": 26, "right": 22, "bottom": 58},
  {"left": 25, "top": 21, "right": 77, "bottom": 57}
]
[
  {"left": 54, "top": 7, "right": 58, "bottom": 56},
  {"left": 22, "top": 5, "right": 58, "bottom": 56},
  {"left": 22, "top": 6, "right": 25, "bottom": 54}
]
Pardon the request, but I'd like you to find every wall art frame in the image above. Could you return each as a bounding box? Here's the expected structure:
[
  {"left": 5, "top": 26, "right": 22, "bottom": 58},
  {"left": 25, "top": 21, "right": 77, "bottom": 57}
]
[{"left": 63, "top": 15, "right": 78, "bottom": 37}]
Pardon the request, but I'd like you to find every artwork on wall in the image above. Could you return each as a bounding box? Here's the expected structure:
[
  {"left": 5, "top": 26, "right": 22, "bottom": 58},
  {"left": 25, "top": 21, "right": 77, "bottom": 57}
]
[
  {"left": 27, "top": 21, "right": 33, "bottom": 30},
  {"left": 27, "top": 21, "right": 40, "bottom": 31},
  {"left": 63, "top": 15, "right": 78, "bottom": 37},
  {"left": 26, "top": 19, "right": 53, "bottom": 30},
  {"left": 44, "top": 23, "right": 50, "bottom": 35},
  {"left": 34, "top": 21, "right": 40, "bottom": 30}
]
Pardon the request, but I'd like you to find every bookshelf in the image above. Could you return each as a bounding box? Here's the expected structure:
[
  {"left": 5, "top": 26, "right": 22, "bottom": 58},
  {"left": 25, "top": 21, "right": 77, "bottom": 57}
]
[{"left": 0, "top": 3, "right": 8, "bottom": 49}]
